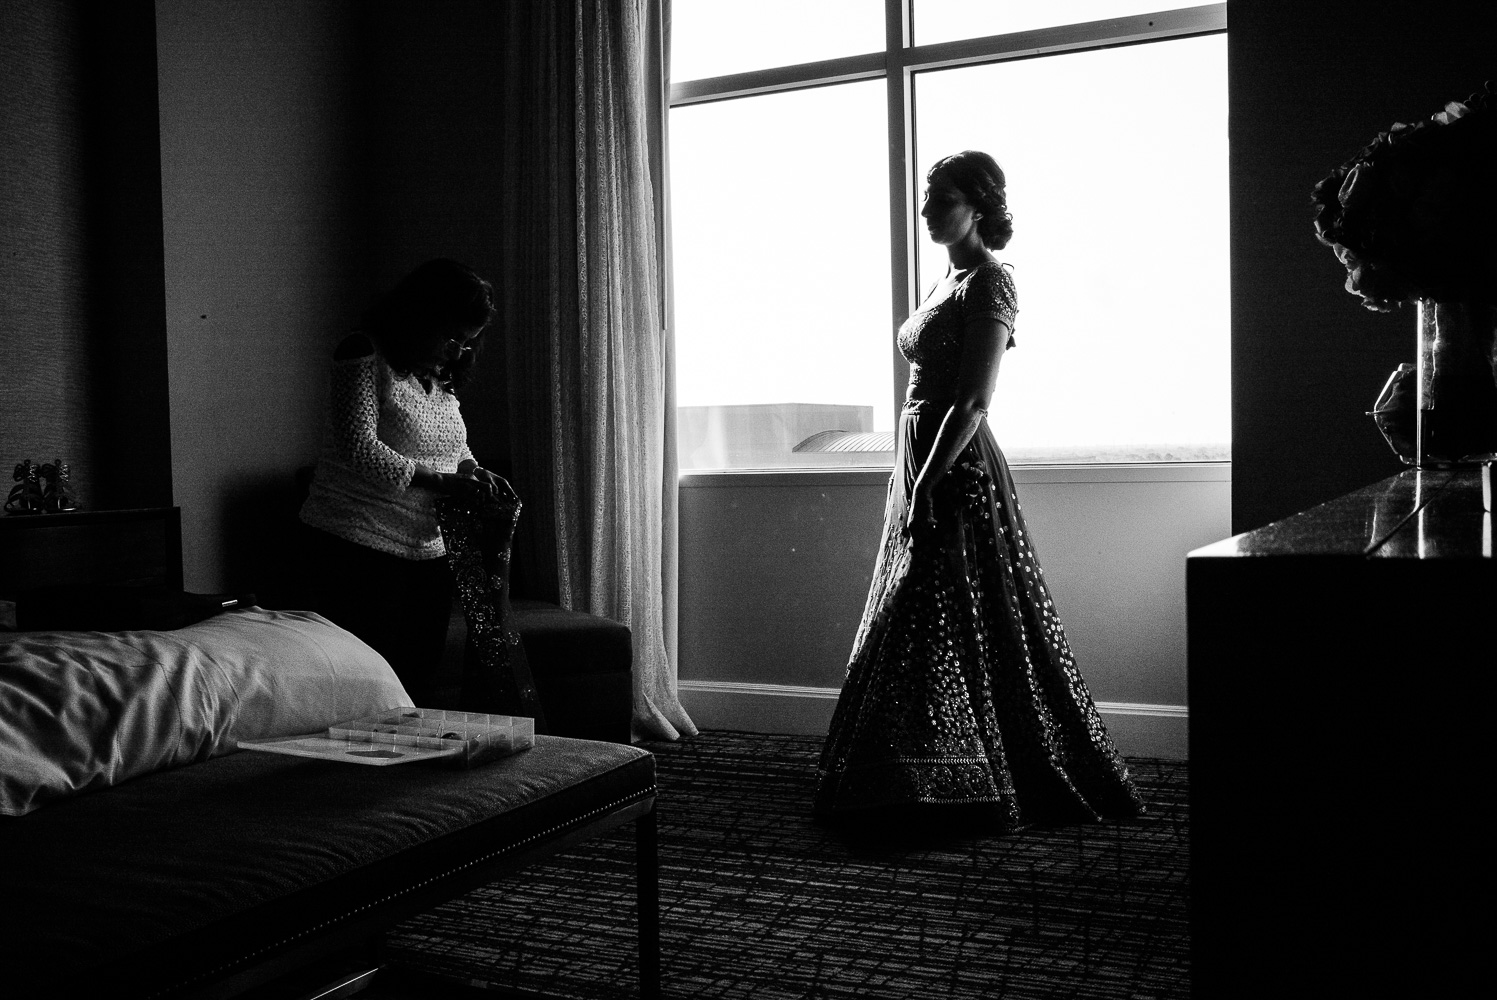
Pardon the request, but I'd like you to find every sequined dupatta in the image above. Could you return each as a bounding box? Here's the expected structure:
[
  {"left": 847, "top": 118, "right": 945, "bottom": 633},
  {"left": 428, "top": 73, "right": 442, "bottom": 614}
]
[{"left": 434, "top": 494, "right": 548, "bottom": 730}]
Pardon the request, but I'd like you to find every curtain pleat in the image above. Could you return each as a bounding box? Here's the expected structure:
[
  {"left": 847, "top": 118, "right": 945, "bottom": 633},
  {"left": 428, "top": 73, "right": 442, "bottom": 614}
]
[
  {"left": 653, "top": 0, "right": 681, "bottom": 686},
  {"left": 501, "top": 0, "right": 572, "bottom": 607},
  {"left": 505, "top": 0, "right": 695, "bottom": 742}
]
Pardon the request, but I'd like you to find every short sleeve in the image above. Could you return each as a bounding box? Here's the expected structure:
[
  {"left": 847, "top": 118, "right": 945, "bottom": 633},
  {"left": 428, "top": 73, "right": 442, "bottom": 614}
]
[{"left": 959, "top": 262, "right": 1018, "bottom": 348}]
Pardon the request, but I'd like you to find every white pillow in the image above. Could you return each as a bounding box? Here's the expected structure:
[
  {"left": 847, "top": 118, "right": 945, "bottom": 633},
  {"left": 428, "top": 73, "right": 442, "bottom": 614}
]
[{"left": 0, "top": 608, "right": 409, "bottom": 816}]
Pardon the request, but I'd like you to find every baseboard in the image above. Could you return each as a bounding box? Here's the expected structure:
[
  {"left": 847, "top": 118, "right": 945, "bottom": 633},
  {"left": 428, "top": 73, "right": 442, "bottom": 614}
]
[{"left": 677, "top": 680, "right": 1188, "bottom": 760}]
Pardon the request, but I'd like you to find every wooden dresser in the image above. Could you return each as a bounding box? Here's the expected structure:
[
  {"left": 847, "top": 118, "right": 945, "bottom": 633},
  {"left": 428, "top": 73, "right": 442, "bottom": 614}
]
[{"left": 1187, "top": 468, "right": 1492, "bottom": 997}]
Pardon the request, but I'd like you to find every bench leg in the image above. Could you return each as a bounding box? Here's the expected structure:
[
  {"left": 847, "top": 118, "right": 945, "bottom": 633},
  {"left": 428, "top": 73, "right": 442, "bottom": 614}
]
[{"left": 637, "top": 806, "right": 660, "bottom": 1000}]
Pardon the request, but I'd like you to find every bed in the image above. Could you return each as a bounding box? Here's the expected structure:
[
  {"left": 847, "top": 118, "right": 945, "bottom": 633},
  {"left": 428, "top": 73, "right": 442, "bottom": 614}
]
[{"left": 0, "top": 507, "right": 660, "bottom": 998}]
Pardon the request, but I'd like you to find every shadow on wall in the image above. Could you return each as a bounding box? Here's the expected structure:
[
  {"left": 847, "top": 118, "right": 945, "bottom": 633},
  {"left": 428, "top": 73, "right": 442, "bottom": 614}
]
[{"left": 220, "top": 470, "right": 314, "bottom": 609}]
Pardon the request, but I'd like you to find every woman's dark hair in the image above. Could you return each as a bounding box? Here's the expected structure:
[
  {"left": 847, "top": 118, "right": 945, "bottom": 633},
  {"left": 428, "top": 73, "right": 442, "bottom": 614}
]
[
  {"left": 928, "top": 150, "right": 1014, "bottom": 250},
  {"left": 363, "top": 258, "right": 496, "bottom": 392}
]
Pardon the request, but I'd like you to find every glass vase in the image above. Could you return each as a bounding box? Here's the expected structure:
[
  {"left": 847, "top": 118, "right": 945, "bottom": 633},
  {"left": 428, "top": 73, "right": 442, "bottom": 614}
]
[{"left": 1414, "top": 299, "right": 1497, "bottom": 467}]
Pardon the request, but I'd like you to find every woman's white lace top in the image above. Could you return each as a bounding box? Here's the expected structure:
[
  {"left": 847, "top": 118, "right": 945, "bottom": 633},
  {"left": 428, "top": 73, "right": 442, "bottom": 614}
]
[{"left": 299, "top": 352, "right": 475, "bottom": 559}]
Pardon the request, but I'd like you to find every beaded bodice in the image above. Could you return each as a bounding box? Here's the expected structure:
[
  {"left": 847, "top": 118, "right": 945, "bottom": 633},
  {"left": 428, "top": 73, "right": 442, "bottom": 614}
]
[{"left": 898, "top": 260, "right": 1017, "bottom": 402}]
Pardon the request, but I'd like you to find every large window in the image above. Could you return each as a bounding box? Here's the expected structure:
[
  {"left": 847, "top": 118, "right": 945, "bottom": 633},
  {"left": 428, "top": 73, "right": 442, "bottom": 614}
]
[
  {"left": 671, "top": 2, "right": 1228, "bottom": 470},
  {"left": 671, "top": 82, "right": 894, "bottom": 471}
]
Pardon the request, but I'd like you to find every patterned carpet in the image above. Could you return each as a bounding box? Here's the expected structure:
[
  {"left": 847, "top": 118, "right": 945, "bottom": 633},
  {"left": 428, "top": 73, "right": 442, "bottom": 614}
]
[{"left": 383, "top": 731, "right": 1189, "bottom": 999}]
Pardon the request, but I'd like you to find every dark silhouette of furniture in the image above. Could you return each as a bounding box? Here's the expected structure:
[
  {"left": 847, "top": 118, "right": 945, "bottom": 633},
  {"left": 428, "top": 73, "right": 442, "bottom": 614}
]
[
  {"left": 0, "top": 505, "right": 659, "bottom": 999},
  {"left": 1187, "top": 468, "right": 1491, "bottom": 998},
  {"left": 437, "top": 596, "right": 633, "bottom": 742},
  {"left": 4, "top": 734, "right": 658, "bottom": 998},
  {"left": 285, "top": 467, "right": 633, "bottom": 743}
]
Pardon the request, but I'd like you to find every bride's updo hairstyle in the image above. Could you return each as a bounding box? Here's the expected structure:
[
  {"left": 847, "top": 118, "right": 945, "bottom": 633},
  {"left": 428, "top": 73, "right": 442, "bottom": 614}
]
[{"left": 928, "top": 150, "right": 1014, "bottom": 251}]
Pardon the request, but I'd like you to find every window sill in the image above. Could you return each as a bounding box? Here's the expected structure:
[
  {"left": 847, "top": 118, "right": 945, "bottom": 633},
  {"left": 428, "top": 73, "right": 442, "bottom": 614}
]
[{"left": 679, "top": 462, "right": 1231, "bottom": 488}]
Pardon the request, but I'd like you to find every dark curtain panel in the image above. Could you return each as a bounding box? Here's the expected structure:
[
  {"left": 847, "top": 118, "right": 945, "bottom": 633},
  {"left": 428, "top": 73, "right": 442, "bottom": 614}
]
[
  {"left": 500, "top": 0, "right": 576, "bottom": 607},
  {"left": 500, "top": 0, "right": 694, "bottom": 741}
]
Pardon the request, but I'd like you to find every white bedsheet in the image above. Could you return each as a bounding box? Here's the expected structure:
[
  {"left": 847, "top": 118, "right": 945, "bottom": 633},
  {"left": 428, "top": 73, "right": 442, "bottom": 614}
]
[{"left": 0, "top": 608, "right": 410, "bottom": 816}]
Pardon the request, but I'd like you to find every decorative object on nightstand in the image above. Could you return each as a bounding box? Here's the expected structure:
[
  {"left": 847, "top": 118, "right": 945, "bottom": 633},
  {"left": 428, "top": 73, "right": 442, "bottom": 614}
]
[
  {"left": 38, "top": 458, "right": 78, "bottom": 513},
  {"left": 1312, "top": 80, "right": 1497, "bottom": 468},
  {"left": 1412, "top": 302, "right": 1497, "bottom": 464},
  {"left": 1367, "top": 363, "right": 1417, "bottom": 464},
  {"left": 5, "top": 461, "right": 45, "bottom": 516}
]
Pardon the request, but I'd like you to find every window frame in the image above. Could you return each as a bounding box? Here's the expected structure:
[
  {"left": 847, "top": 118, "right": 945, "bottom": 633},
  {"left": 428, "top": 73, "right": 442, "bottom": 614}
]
[{"left": 668, "top": 1, "right": 1228, "bottom": 463}]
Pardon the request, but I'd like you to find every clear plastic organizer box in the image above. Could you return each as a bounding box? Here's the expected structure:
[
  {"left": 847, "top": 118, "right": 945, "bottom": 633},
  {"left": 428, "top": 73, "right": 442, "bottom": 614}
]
[
  {"left": 331, "top": 708, "right": 536, "bottom": 765},
  {"left": 238, "top": 708, "right": 535, "bottom": 767}
]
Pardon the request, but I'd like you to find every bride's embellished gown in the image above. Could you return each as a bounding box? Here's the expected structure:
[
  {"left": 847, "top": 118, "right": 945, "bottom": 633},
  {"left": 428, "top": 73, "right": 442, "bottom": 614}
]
[{"left": 813, "top": 261, "right": 1144, "bottom": 828}]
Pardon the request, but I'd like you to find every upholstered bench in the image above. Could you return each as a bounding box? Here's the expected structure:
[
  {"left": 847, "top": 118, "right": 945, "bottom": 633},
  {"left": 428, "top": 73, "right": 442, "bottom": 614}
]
[{"left": 1, "top": 736, "right": 658, "bottom": 999}]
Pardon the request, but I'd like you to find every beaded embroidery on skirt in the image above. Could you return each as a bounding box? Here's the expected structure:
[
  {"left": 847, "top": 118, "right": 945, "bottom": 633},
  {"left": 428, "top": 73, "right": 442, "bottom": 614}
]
[{"left": 813, "top": 406, "right": 1145, "bottom": 829}]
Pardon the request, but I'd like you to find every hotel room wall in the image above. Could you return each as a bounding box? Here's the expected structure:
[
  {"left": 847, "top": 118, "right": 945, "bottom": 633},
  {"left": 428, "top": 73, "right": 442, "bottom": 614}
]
[
  {"left": 352, "top": 0, "right": 513, "bottom": 475},
  {"left": 1, "top": 0, "right": 171, "bottom": 513},
  {"left": 156, "top": 0, "right": 372, "bottom": 593},
  {"left": 1229, "top": 0, "right": 1496, "bottom": 533},
  {"left": 17, "top": 2, "right": 1484, "bottom": 690},
  {"left": 154, "top": 1, "right": 515, "bottom": 593},
  {"left": 678, "top": 467, "right": 1227, "bottom": 758}
]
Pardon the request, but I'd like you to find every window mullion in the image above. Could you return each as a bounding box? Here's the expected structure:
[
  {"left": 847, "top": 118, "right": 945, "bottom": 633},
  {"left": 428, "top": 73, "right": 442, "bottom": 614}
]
[
  {"left": 670, "top": 52, "right": 885, "bottom": 105},
  {"left": 904, "top": 3, "right": 1226, "bottom": 72},
  {"left": 886, "top": 0, "right": 913, "bottom": 423}
]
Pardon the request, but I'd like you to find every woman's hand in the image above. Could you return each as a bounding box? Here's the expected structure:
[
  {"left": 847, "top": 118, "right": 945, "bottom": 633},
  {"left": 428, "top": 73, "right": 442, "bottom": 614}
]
[
  {"left": 905, "top": 479, "right": 939, "bottom": 543},
  {"left": 465, "top": 466, "right": 515, "bottom": 503},
  {"left": 413, "top": 463, "right": 493, "bottom": 500},
  {"left": 439, "top": 472, "right": 490, "bottom": 500},
  {"left": 455, "top": 462, "right": 519, "bottom": 504}
]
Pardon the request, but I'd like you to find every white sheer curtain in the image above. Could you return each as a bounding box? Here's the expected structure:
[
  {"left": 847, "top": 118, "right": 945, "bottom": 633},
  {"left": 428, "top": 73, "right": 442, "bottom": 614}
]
[{"left": 502, "top": 0, "right": 696, "bottom": 742}]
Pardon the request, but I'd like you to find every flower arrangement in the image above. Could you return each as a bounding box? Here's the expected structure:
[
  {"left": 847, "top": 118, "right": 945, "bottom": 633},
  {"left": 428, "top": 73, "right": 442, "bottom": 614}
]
[{"left": 1312, "top": 81, "right": 1497, "bottom": 312}]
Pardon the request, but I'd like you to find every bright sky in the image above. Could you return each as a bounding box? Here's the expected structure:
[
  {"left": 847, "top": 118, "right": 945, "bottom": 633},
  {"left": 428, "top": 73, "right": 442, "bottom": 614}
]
[{"left": 669, "top": 5, "right": 1228, "bottom": 452}]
